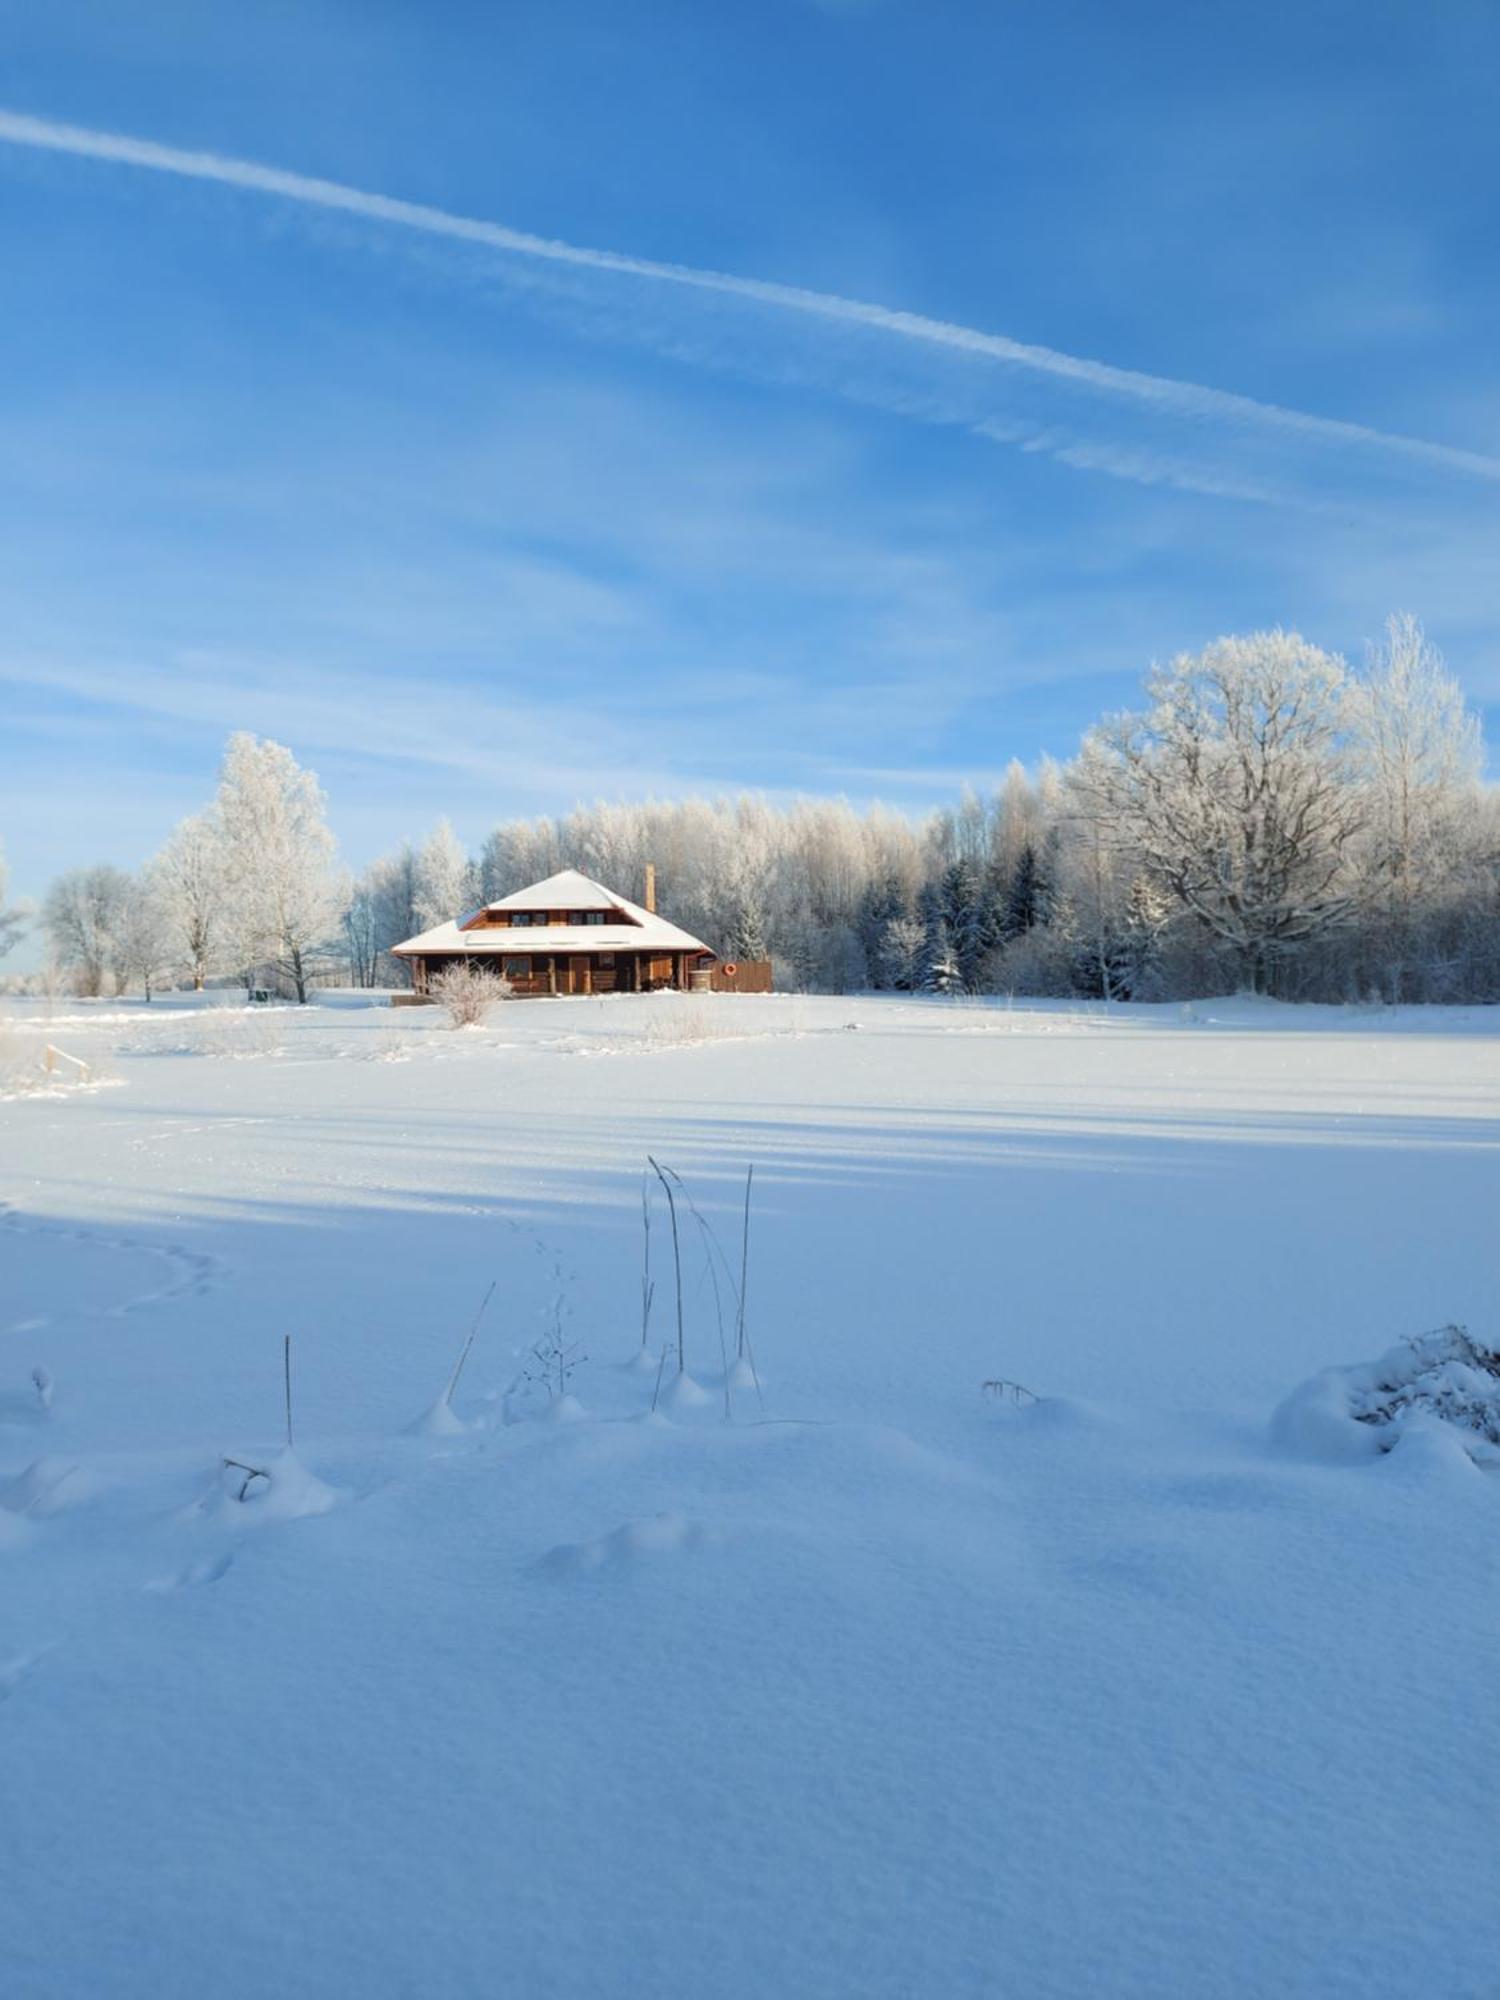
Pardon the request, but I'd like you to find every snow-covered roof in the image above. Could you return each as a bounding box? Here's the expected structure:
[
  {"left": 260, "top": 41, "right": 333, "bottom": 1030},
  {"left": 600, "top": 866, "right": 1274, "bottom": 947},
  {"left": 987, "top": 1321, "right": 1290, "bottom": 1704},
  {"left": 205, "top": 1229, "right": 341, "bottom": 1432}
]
[
  {"left": 487, "top": 869, "right": 623, "bottom": 913},
  {"left": 391, "top": 870, "right": 712, "bottom": 959}
]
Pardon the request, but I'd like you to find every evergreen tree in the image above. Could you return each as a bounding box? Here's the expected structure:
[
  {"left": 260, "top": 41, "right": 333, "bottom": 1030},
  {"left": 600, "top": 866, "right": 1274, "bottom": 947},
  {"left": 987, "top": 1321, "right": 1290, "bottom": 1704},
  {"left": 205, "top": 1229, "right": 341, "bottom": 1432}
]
[
  {"left": 938, "top": 857, "right": 992, "bottom": 990},
  {"left": 1003, "top": 844, "right": 1043, "bottom": 940},
  {"left": 919, "top": 886, "right": 963, "bottom": 995},
  {"left": 726, "top": 896, "right": 769, "bottom": 962},
  {"left": 881, "top": 914, "right": 925, "bottom": 991},
  {"left": 856, "top": 873, "right": 908, "bottom": 988}
]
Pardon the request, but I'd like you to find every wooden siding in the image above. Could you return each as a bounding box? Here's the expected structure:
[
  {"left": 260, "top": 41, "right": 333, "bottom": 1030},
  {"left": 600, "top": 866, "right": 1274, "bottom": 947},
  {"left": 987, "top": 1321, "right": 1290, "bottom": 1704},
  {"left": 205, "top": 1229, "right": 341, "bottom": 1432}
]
[
  {"left": 407, "top": 950, "right": 712, "bottom": 999},
  {"left": 704, "top": 958, "right": 774, "bottom": 994}
]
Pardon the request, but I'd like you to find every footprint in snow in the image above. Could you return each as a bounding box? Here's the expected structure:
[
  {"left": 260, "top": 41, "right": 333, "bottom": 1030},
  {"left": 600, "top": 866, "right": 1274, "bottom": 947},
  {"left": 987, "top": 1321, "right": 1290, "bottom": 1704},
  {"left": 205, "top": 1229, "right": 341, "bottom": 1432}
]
[
  {"left": 541, "top": 1511, "right": 704, "bottom": 1578},
  {"left": 146, "top": 1552, "right": 234, "bottom": 1593}
]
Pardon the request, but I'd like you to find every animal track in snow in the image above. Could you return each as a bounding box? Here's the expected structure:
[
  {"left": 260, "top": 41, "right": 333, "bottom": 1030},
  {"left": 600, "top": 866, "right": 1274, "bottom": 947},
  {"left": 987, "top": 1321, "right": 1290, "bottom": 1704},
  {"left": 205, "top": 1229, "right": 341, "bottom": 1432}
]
[{"left": 0, "top": 1200, "right": 222, "bottom": 1333}]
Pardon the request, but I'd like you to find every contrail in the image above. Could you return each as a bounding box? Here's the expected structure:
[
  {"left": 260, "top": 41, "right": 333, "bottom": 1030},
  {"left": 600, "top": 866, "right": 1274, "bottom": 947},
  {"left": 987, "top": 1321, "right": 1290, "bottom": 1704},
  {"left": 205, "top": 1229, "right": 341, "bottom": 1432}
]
[{"left": 3, "top": 105, "right": 1496, "bottom": 487}]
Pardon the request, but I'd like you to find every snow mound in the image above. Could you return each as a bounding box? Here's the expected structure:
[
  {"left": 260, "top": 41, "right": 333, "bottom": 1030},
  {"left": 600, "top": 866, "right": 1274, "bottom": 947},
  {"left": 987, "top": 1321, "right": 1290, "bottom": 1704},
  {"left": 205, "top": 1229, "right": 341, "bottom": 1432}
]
[
  {"left": 207, "top": 1449, "right": 344, "bottom": 1523},
  {"left": 543, "top": 1393, "right": 588, "bottom": 1424},
  {"left": 1272, "top": 1325, "right": 1500, "bottom": 1467},
  {"left": 0, "top": 1458, "right": 94, "bottom": 1518},
  {"left": 541, "top": 1511, "right": 703, "bottom": 1578},
  {"left": 406, "top": 1396, "right": 471, "bottom": 1438},
  {"left": 660, "top": 1371, "right": 712, "bottom": 1413}
]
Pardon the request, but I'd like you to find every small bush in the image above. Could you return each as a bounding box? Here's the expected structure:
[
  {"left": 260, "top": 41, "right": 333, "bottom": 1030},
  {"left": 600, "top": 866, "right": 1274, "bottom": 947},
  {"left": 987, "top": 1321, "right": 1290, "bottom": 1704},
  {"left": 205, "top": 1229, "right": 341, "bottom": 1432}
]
[
  {"left": 1351, "top": 1325, "right": 1500, "bottom": 1448},
  {"left": 430, "top": 963, "right": 511, "bottom": 1027}
]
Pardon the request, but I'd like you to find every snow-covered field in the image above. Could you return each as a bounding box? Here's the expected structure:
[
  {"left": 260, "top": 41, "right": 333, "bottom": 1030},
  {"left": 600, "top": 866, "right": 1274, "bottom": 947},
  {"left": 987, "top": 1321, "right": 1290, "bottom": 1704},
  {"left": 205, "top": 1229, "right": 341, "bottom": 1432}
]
[{"left": 2, "top": 990, "right": 1496, "bottom": 1999}]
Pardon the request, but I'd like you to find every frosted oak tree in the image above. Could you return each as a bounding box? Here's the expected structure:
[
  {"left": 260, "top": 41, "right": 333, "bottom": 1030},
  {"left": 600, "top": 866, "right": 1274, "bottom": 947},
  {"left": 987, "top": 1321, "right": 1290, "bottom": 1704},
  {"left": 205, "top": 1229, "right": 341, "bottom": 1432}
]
[
  {"left": 214, "top": 734, "right": 347, "bottom": 1003},
  {"left": 153, "top": 813, "right": 224, "bottom": 990},
  {"left": 1079, "top": 633, "right": 1365, "bottom": 993},
  {"left": 41, "top": 864, "right": 131, "bottom": 996}
]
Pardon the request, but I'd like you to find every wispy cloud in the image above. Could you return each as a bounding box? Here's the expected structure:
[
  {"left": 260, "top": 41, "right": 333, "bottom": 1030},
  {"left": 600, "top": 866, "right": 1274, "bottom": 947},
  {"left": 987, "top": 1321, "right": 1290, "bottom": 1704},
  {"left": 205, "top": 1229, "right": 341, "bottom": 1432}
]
[{"left": 3, "top": 107, "right": 1498, "bottom": 509}]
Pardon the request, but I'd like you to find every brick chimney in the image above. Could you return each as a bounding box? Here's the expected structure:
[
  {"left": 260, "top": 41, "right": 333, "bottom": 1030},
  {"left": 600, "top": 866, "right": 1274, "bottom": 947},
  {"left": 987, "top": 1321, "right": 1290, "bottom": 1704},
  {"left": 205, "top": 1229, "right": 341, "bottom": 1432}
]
[{"left": 643, "top": 863, "right": 657, "bottom": 914}]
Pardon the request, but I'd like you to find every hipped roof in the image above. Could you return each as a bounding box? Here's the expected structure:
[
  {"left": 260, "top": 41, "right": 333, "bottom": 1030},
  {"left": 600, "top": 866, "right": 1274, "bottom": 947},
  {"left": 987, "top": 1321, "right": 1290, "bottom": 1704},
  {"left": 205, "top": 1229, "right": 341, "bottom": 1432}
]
[{"left": 391, "top": 869, "right": 713, "bottom": 959}]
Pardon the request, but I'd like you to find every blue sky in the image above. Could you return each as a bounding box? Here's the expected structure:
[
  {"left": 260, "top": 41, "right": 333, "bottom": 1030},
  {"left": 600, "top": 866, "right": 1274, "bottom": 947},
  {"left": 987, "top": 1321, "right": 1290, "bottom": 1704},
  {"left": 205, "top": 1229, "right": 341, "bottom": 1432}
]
[{"left": 3, "top": 0, "right": 1498, "bottom": 927}]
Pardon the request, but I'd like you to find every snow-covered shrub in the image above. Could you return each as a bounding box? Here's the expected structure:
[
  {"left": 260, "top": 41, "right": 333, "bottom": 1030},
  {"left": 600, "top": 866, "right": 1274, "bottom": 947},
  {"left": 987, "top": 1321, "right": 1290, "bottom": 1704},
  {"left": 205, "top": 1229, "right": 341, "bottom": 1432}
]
[
  {"left": 1273, "top": 1325, "right": 1500, "bottom": 1466},
  {"left": 429, "top": 962, "right": 511, "bottom": 1027}
]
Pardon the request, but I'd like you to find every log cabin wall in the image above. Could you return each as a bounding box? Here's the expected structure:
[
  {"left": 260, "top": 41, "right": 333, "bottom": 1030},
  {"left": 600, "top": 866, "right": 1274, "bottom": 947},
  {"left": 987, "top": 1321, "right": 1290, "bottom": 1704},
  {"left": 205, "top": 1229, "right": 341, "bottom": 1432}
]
[{"left": 409, "top": 950, "right": 706, "bottom": 998}]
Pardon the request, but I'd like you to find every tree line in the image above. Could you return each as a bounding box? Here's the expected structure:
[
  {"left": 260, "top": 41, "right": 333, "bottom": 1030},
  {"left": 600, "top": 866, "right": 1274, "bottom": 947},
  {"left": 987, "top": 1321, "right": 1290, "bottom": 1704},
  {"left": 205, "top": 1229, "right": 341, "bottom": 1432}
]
[{"left": 7, "top": 618, "right": 1497, "bottom": 1005}]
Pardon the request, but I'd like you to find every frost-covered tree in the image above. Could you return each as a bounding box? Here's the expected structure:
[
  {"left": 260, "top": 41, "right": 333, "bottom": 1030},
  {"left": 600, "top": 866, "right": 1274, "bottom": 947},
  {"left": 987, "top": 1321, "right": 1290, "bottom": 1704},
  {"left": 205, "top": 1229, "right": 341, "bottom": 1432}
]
[
  {"left": 153, "top": 813, "right": 224, "bottom": 990},
  {"left": 1079, "top": 632, "right": 1365, "bottom": 993},
  {"left": 1119, "top": 874, "right": 1173, "bottom": 999},
  {"left": 344, "top": 846, "right": 424, "bottom": 988},
  {"left": 117, "top": 873, "right": 174, "bottom": 1000},
  {"left": 414, "top": 819, "right": 477, "bottom": 929},
  {"left": 937, "top": 857, "right": 991, "bottom": 990},
  {"left": 214, "top": 734, "right": 347, "bottom": 1003},
  {"left": 0, "top": 842, "right": 31, "bottom": 960},
  {"left": 881, "top": 913, "right": 926, "bottom": 992},
  {"left": 992, "top": 762, "right": 1044, "bottom": 882},
  {"left": 725, "top": 895, "right": 769, "bottom": 962},
  {"left": 1349, "top": 615, "right": 1484, "bottom": 1000},
  {"left": 342, "top": 880, "right": 381, "bottom": 988},
  {"left": 856, "top": 873, "right": 908, "bottom": 988},
  {"left": 478, "top": 819, "right": 563, "bottom": 901},
  {"left": 42, "top": 864, "right": 131, "bottom": 996},
  {"left": 919, "top": 888, "right": 963, "bottom": 995}
]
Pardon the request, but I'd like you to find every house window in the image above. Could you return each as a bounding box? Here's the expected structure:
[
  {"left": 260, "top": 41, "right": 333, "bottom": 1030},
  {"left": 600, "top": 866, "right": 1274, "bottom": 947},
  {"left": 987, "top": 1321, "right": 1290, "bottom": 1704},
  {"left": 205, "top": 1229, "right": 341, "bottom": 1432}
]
[
  {"left": 510, "top": 913, "right": 533, "bottom": 927},
  {"left": 580, "top": 911, "right": 606, "bottom": 925},
  {"left": 597, "top": 954, "right": 614, "bottom": 968},
  {"left": 503, "top": 957, "right": 530, "bottom": 977}
]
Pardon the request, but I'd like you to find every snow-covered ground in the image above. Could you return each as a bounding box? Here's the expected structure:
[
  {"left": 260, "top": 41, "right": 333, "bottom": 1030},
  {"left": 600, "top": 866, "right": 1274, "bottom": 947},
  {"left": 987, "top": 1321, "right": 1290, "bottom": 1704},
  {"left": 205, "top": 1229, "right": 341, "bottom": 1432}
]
[{"left": 2, "top": 990, "right": 1496, "bottom": 1998}]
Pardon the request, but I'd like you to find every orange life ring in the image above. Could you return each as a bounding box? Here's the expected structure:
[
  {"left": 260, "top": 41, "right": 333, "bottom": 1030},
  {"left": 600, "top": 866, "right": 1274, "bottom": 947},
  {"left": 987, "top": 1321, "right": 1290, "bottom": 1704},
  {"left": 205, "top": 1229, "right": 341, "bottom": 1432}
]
[{"left": 723, "top": 962, "right": 739, "bottom": 977}]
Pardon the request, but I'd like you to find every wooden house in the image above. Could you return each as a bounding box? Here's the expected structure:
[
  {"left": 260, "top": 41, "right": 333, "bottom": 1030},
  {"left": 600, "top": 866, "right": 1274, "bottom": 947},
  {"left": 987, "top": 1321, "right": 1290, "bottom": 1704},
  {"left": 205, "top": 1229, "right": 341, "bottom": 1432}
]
[{"left": 392, "top": 868, "right": 716, "bottom": 998}]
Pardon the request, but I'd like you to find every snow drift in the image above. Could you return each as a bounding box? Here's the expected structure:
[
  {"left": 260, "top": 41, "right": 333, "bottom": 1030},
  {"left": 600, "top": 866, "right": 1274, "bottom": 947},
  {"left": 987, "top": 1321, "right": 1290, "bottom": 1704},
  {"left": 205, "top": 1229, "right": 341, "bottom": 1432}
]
[{"left": 1272, "top": 1324, "right": 1500, "bottom": 1467}]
